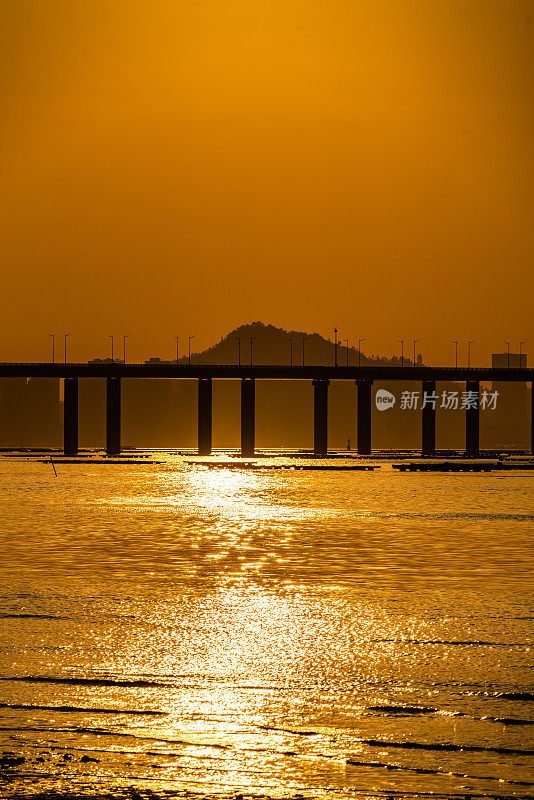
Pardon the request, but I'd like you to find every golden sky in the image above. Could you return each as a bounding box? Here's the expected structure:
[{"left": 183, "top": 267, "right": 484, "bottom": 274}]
[{"left": 1, "top": 0, "right": 532, "bottom": 365}]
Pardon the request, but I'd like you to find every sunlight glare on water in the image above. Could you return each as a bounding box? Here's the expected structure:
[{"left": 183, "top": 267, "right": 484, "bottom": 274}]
[{"left": 0, "top": 454, "right": 532, "bottom": 798}]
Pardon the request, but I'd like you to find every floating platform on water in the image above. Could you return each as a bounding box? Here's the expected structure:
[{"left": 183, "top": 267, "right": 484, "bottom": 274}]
[
  {"left": 393, "top": 461, "right": 534, "bottom": 472},
  {"left": 187, "top": 461, "right": 379, "bottom": 471},
  {"left": 37, "top": 458, "right": 162, "bottom": 465}
]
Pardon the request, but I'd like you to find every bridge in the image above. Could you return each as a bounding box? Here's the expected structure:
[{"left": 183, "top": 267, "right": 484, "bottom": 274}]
[{"left": 0, "top": 363, "right": 532, "bottom": 457}]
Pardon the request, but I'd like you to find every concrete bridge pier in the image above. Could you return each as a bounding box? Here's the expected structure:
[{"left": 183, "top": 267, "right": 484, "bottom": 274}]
[
  {"left": 313, "top": 379, "right": 329, "bottom": 456},
  {"left": 356, "top": 380, "right": 372, "bottom": 455},
  {"left": 241, "top": 378, "right": 255, "bottom": 457},
  {"left": 106, "top": 377, "right": 121, "bottom": 456},
  {"left": 465, "top": 379, "right": 480, "bottom": 457},
  {"left": 422, "top": 379, "right": 436, "bottom": 455},
  {"left": 198, "top": 378, "right": 212, "bottom": 455},
  {"left": 63, "top": 377, "right": 78, "bottom": 456}
]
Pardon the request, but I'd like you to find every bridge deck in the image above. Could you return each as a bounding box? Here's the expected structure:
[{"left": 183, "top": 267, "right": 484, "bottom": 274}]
[{"left": 0, "top": 363, "right": 532, "bottom": 381}]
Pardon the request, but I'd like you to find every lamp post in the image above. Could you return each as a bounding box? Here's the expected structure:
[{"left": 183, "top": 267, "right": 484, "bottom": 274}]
[
  {"left": 468, "top": 340, "right": 475, "bottom": 368},
  {"left": 520, "top": 341, "right": 526, "bottom": 367},
  {"left": 334, "top": 328, "right": 338, "bottom": 367},
  {"left": 358, "top": 338, "right": 365, "bottom": 367},
  {"left": 250, "top": 336, "right": 255, "bottom": 366},
  {"left": 109, "top": 335, "right": 114, "bottom": 362},
  {"left": 289, "top": 337, "right": 293, "bottom": 367},
  {"left": 302, "top": 336, "right": 308, "bottom": 366},
  {"left": 452, "top": 340, "right": 458, "bottom": 368},
  {"left": 398, "top": 339, "right": 404, "bottom": 367},
  {"left": 173, "top": 336, "right": 179, "bottom": 364},
  {"left": 233, "top": 337, "right": 241, "bottom": 366},
  {"left": 123, "top": 334, "right": 129, "bottom": 364},
  {"left": 188, "top": 335, "right": 194, "bottom": 366},
  {"left": 412, "top": 339, "right": 420, "bottom": 367},
  {"left": 344, "top": 339, "right": 349, "bottom": 366},
  {"left": 64, "top": 334, "right": 69, "bottom": 364},
  {"left": 505, "top": 341, "right": 510, "bottom": 368},
  {"left": 49, "top": 333, "right": 55, "bottom": 364}
]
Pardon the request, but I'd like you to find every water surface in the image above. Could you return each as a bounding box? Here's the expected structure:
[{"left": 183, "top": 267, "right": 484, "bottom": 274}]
[{"left": 0, "top": 454, "right": 532, "bottom": 798}]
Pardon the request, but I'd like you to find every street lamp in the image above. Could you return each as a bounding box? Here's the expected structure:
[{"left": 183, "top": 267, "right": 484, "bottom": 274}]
[
  {"left": 358, "top": 338, "right": 365, "bottom": 367},
  {"left": 109, "top": 335, "right": 114, "bottom": 361},
  {"left": 49, "top": 333, "right": 55, "bottom": 364},
  {"left": 505, "top": 341, "right": 510, "bottom": 368},
  {"left": 398, "top": 339, "right": 404, "bottom": 367},
  {"left": 123, "top": 334, "right": 129, "bottom": 364},
  {"left": 334, "top": 328, "right": 338, "bottom": 367},
  {"left": 188, "top": 335, "right": 194, "bottom": 366},
  {"left": 452, "top": 340, "right": 458, "bottom": 369},
  {"left": 233, "top": 337, "right": 241, "bottom": 366},
  {"left": 302, "top": 336, "right": 308, "bottom": 366},
  {"left": 412, "top": 339, "right": 420, "bottom": 367},
  {"left": 344, "top": 339, "right": 349, "bottom": 366},
  {"left": 467, "top": 340, "right": 475, "bottom": 368},
  {"left": 250, "top": 336, "right": 255, "bottom": 366},
  {"left": 173, "top": 336, "right": 179, "bottom": 364},
  {"left": 520, "top": 341, "right": 526, "bottom": 367},
  {"left": 64, "top": 334, "right": 70, "bottom": 364},
  {"left": 289, "top": 337, "right": 293, "bottom": 367}
]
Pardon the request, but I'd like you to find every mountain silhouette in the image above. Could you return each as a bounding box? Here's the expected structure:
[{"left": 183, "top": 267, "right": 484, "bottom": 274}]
[{"left": 170, "top": 322, "right": 414, "bottom": 367}]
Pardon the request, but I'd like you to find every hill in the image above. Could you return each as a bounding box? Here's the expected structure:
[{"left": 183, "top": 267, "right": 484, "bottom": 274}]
[{"left": 182, "top": 322, "right": 413, "bottom": 367}]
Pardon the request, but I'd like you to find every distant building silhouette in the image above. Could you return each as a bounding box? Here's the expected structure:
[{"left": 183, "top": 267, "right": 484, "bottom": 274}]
[
  {"left": 492, "top": 352, "right": 527, "bottom": 369},
  {"left": 0, "top": 377, "right": 60, "bottom": 447},
  {"left": 486, "top": 352, "right": 530, "bottom": 449}
]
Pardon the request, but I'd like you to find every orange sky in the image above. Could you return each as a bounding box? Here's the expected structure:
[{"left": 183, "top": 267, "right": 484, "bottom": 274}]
[{"left": 1, "top": 0, "right": 533, "bottom": 365}]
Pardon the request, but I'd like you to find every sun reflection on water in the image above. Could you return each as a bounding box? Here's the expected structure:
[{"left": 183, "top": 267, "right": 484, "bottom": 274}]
[
  {"left": 1, "top": 456, "right": 532, "bottom": 796},
  {"left": 78, "top": 582, "right": 463, "bottom": 795}
]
